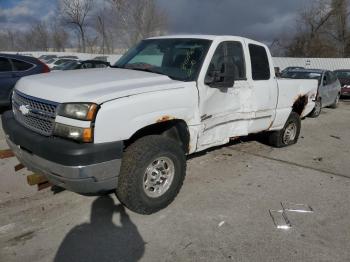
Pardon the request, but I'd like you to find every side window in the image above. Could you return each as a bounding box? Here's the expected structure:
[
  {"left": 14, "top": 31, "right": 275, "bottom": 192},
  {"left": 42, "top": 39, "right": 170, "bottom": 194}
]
[
  {"left": 249, "top": 44, "right": 270, "bottom": 80},
  {"left": 329, "top": 72, "right": 337, "bottom": 83},
  {"left": 0, "top": 57, "right": 13, "bottom": 72},
  {"left": 226, "top": 42, "right": 246, "bottom": 80},
  {"left": 206, "top": 43, "right": 225, "bottom": 82},
  {"left": 11, "top": 59, "right": 33, "bottom": 71},
  {"left": 205, "top": 41, "right": 246, "bottom": 82},
  {"left": 323, "top": 72, "right": 330, "bottom": 86}
]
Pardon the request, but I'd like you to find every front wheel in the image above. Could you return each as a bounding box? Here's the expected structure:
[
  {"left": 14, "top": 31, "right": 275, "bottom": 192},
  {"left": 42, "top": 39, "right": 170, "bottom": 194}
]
[
  {"left": 309, "top": 98, "right": 322, "bottom": 118},
  {"left": 267, "top": 112, "right": 301, "bottom": 148},
  {"left": 329, "top": 93, "right": 340, "bottom": 109},
  {"left": 116, "top": 135, "right": 186, "bottom": 215}
]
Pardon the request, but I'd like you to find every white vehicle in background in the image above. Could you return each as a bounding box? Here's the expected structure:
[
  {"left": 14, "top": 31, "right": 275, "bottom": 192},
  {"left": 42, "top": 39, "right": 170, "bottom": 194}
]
[
  {"left": 281, "top": 69, "right": 341, "bottom": 118},
  {"left": 45, "top": 58, "right": 77, "bottom": 69},
  {"left": 3, "top": 35, "right": 318, "bottom": 214},
  {"left": 38, "top": 55, "right": 58, "bottom": 63}
]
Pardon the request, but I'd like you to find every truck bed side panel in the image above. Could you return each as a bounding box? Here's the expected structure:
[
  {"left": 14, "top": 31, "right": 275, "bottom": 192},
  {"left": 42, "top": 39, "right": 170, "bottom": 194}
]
[{"left": 271, "top": 79, "right": 318, "bottom": 130}]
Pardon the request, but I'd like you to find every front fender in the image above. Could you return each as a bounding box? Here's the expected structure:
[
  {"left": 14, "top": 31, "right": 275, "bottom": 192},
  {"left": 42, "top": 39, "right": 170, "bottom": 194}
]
[{"left": 94, "top": 85, "right": 199, "bottom": 144}]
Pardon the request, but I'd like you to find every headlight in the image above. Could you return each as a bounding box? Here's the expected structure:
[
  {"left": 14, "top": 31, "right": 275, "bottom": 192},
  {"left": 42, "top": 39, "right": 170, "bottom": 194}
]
[
  {"left": 53, "top": 123, "right": 93, "bottom": 142},
  {"left": 57, "top": 103, "right": 98, "bottom": 121}
]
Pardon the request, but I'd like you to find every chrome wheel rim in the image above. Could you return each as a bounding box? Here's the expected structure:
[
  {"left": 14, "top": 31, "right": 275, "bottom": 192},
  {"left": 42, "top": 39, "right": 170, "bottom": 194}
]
[
  {"left": 143, "top": 157, "right": 175, "bottom": 198},
  {"left": 283, "top": 122, "right": 297, "bottom": 144},
  {"left": 335, "top": 94, "right": 340, "bottom": 105},
  {"left": 314, "top": 101, "right": 321, "bottom": 115}
]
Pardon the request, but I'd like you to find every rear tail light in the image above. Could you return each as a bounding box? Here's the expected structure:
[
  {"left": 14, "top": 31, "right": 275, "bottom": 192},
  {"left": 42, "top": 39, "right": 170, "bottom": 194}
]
[{"left": 38, "top": 59, "right": 50, "bottom": 73}]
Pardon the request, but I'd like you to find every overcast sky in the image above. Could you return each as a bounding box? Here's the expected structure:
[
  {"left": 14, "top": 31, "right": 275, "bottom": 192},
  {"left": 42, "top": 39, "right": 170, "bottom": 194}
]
[
  {"left": 0, "top": 0, "right": 313, "bottom": 43},
  {"left": 159, "top": 0, "right": 312, "bottom": 43}
]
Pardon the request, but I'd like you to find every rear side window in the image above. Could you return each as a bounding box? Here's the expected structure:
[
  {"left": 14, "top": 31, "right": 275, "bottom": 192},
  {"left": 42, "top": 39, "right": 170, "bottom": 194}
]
[
  {"left": 11, "top": 59, "right": 33, "bottom": 71},
  {"left": 249, "top": 44, "right": 270, "bottom": 80},
  {"left": 0, "top": 57, "right": 13, "bottom": 72}
]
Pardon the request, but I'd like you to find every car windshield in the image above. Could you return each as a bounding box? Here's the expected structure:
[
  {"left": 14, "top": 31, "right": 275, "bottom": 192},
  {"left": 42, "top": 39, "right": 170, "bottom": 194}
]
[
  {"left": 281, "top": 71, "right": 322, "bottom": 80},
  {"left": 335, "top": 71, "right": 350, "bottom": 78},
  {"left": 55, "top": 59, "right": 71, "bottom": 65},
  {"left": 62, "top": 61, "right": 80, "bottom": 70},
  {"left": 46, "top": 58, "right": 56, "bottom": 64},
  {"left": 114, "top": 38, "right": 212, "bottom": 81}
]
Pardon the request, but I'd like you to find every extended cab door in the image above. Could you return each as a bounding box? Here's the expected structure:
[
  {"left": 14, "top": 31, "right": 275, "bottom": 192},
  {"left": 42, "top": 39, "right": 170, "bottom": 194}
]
[
  {"left": 244, "top": 43, "right": 278, "bottom": 133},
  {"left": 197, "top": 40, "right": 250, "bottom": 149},
  {"left": 196, "top": 39, "right": 277, "bottom": 151}
]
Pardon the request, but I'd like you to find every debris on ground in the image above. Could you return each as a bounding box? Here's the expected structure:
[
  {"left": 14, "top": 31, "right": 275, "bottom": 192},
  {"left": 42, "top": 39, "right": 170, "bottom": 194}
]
[
  {"left": 269, "top": 202, "right": 314, "bottom": 230},
  {"left": 269, "top": 210, "right": 291, "bottom": 230},
  {"left": 218, "top": 221, "right": 225, "bottom": 227},
  {"left": 313, "top": 157, "right": 323, "bottom": 162},
  {"left": 0, "top": 149, "right": 14, "bottom": 159},
  {"left": 281, "top": 202, "right": 314, "bottom": 213}
]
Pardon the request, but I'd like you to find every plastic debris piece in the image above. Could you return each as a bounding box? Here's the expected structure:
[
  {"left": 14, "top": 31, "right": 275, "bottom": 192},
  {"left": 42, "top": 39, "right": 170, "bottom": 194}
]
[
  {"left": 269, "top": 210, "right": 291, "bottom": 230},
  {"left": 218, "top": 221, "right": 225, "bottom": 227},
  {"left": 281, "top": 202, "right": 314, "bottom": 213},
  {"left": 38, "top": 182, "right": 52, "bottom": 191},
  {"left": 14, "top": 163, "right": 25, "bottom": 172},
  {"left": 0, "top": 149, "right": 14, "bottom": 159}
]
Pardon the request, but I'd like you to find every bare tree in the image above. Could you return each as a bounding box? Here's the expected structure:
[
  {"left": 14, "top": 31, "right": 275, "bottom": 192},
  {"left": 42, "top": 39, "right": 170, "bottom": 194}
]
[
  {"left": 50, "top": 20, "right": 69, "bottom": 52},
  {"left": 30, "top": 22, "right": 50, "bottom": 51},
  {"left": 93, "top": 7, "right": 114, "bottom": 54},
  {"left": 109, "top": 0, "right": 167, "bottom": 47},
  {"left": 329, "top": 0, "right": 349, "bottom": 56},
  {"left": 283, "top": 0, "right": 337, "bottom": 57},
  {"left": 59, "top": 0, "right": 94, "bottom": 52}
]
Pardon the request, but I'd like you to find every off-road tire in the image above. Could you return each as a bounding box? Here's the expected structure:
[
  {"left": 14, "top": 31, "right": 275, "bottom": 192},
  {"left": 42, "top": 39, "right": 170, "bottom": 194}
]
[
  {"left": 329, "top": 93, "right": 340, "bottom": 109},
  {"left": 267, "top": 112, "right": 301, "bottom": 148},
  {"left": 309, "top": 98, "right": 322, "bottom": 118},
  {"left": 116, "top": 135, "right": 186, "bottom": 215}
]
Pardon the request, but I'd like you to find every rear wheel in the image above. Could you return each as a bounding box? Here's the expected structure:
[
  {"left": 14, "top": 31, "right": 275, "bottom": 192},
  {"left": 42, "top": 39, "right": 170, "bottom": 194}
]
[
  {"left": 329, "top": 93, "right": 340, "bottom": 109},
  {"left": 267, "top": 112, "right": 301, "bottom": 148},
  {"left": 116, "top": 135, "right": 186, "bottom": 214},
  {"left": 309, "top": 98, "right": 322, "bottom": 118}
]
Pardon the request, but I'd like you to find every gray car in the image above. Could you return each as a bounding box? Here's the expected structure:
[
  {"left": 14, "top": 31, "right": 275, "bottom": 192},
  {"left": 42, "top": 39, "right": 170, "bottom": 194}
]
[{"left": 281, "top": 69, "right": 341, "bottom": 117}]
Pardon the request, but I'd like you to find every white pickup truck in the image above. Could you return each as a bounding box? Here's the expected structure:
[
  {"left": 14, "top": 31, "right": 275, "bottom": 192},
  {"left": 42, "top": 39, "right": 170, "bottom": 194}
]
[{"left": 2, "top": 35, "right": 317, "bottom": 214}]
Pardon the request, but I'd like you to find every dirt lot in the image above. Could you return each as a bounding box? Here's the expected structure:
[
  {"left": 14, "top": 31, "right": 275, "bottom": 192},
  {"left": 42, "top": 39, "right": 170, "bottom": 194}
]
[{"left": 1, "top": 102, "right": 350, "bottom": 262}]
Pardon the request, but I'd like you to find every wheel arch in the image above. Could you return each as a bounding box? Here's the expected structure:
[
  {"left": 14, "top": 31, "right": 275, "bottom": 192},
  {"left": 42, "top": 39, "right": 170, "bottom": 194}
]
[
  {"left": 125, "top": 119, "right": 191, "bottom": 153},
  {"left": 292, "top": 94, "right": 309, "bottom": 116}
]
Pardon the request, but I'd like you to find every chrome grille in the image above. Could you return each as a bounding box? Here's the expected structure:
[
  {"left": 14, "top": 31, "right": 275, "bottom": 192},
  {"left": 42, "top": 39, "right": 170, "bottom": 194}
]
[{"left": 12, "top": 90, "right": 58, "bottom": 136}]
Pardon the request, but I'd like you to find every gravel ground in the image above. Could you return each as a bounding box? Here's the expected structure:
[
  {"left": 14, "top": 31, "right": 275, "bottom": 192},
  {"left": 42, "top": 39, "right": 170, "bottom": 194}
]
[{"left": 0, "top": 101, "right": 350, "bottom": 262}]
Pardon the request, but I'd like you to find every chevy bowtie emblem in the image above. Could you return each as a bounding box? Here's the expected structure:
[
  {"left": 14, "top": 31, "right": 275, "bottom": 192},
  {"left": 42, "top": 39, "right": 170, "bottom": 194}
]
[{"left": 19, "top": 104, "right": 30, "bottom": 116}]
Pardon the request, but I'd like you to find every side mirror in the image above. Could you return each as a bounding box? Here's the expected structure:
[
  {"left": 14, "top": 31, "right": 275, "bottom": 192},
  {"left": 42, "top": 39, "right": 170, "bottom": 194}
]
[{"left": 205, "top": 60, "right": 236, "bottom": 88}]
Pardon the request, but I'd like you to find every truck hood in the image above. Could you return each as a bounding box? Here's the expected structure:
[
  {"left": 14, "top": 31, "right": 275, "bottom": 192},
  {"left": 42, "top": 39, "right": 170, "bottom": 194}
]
[{"left": 15, "top": 68, "right": 184, "bottom": 104}]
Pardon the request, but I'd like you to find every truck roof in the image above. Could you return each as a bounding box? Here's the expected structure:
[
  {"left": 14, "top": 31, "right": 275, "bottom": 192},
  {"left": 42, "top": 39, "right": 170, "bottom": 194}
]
[{"left": 148, "top": 34, "right": 257, "bottom": 43}]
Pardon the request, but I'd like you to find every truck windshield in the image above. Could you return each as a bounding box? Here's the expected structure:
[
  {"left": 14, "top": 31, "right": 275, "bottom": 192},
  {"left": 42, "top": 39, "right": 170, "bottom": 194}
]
[{"left": 114, "top": 39, "right": 212, "bottom": 81}]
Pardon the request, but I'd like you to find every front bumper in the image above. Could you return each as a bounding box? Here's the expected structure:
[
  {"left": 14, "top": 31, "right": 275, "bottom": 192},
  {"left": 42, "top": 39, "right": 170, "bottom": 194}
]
[{"left": 2, "top": 111, "right": 123, "bottom": 194}]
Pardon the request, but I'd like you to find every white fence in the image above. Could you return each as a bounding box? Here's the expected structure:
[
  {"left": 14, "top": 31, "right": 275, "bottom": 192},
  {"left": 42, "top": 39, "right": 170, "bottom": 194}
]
[{"left": 4, "top": 51, "right": 350, "bottom": 71}]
